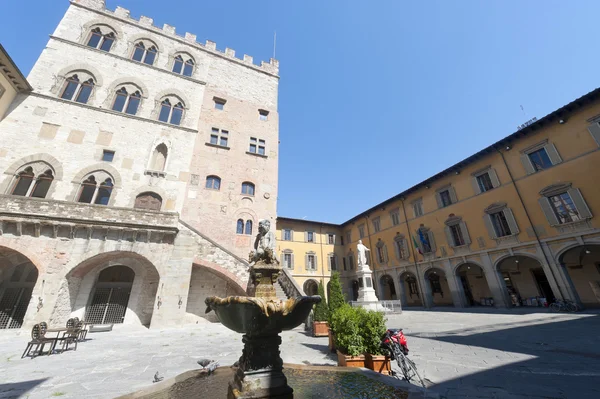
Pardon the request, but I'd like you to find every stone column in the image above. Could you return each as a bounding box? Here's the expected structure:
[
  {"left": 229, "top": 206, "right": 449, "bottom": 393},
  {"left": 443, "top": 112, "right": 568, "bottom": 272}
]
[
  {"left": 535, "top": 244, "right": 567, "bottom": 302},
  {"left": 481, "top": 252, "right": 509, "bottom": 308},
  {"left": 539, "top": 242, "right": 579, "bottom": 303}
]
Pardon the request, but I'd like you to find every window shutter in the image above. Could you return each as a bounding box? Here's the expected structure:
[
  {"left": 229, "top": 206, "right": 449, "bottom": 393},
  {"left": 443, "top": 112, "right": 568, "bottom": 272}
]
[
  {"left": 460, "top": 221, "right": 471, "bottom": 245},
  {"left": 538, "top": 197, "right": 559, "bottom": 226},
  {"left": 428, "top": 231, "right": 437, "bottom": 252},
  {"left": 327, "top": 256, "right": 331, "bottom": 271},
  {"left": 402, "top": 239, "right": 410, "bottom": 259},
  {"left": 546, "top": 143, "right": 562, "bottom": 165},
  {"left": 503, "top": 208, "right": 520, "bottom": 235},
  {"left": 471, "top": 176, "right": 481, "bottom": 195},
  {"left": 314, "top": 255, "right": 318, "bottom": 270},
  {"left": 305, "top": 254, "right": 309, "bottom": 270},
  {"left": 568, "top": 188, "right": 592, "bottom": 219},
  {"left": 587, "top": 123, "right": 600, "bottom": 146},
  {"left": 291, "top": 253, "right": 294, "bottom": 268},
  {"left": 449, "top": 186, "right": 458, "bottom": 203},
  {"left": 489, "top": 169, "right": 500, "bottom": 188},
  {"left": 291, "top": 230, "right": 294, "bottom": 241},
  {"left": 520, "top": 153, "right": 536, "bottom": 175},
  {"left": 435, "top": 193, "right": 443, "bottom": 209},
  {"left": 444, "top": 226, "right": 455, "bottom": 247},
  {"left": 304, "top": 231, "right": 308, "bottom": 242},
  {"left": 383, "top": 245, "right": 389, "bottom": 263},
  {"left": 415, "top": 231, "right": 424, "bottom": 253},
  {"left": 394, "top": 240, "right": 400, "bottom": 260},
  {"left": 484, "top": 214, "right": 497, "bottom": 239}
]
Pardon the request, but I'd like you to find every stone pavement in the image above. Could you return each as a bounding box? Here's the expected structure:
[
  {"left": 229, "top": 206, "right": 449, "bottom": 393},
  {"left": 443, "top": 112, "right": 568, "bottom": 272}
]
[{"left": 0, "top": 309, "right": 598, "bottom": 398}]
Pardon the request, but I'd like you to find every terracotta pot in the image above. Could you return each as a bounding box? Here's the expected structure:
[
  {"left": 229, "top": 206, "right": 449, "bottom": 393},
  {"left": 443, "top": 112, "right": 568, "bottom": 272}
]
[
  {"left": 365, "top": 353, "right": 392, "bottom": 374},
  {"left": 313, "top": 321, "right": 329, "bottom": 337},
  {"left": 336, "top": 350, "right": 366, "bottom": 368},
  {"left": 328, "top": 329, "right": 336, "bottom": 353}
]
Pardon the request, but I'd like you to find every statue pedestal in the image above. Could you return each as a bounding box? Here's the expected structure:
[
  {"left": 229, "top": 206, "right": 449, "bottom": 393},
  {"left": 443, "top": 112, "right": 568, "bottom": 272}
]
[
  {"left": 228, "top": 333, "right": 293, "bottom": 399},
  {"left": 355, "top": 265, "right": 380, "bottom": 310}
]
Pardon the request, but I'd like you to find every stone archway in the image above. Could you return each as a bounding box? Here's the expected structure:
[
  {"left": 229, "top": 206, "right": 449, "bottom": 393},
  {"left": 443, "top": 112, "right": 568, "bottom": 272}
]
[
  {"left": 559, "top": 245, "right": 600, "bottom": 308},
  {"left": 0, "top": 247, "right": 39, "bottom": 329},
  {"left": 55, "top": 251, "right": 160, "bottom": 327},
  {"left": 496, "top": 255, "right": 555, "bottom": 307},
  {"left": 84, "top": 265, "right": 135, "bottom": 324},
  {"left": 455, "top": 263, "right": 493, "bottom": 307},
  {"left": 186, "top": 263, "right": 246, "bottom": 323},
  {"left": 379, "top": 274, "right": 396, "bottom": 300},
  {"left": 398, "top": 272, "right": 420, "bottom": 307},
  {"left": 424, "top": 268, "right": 453, "bottom": 307},
  {"left": 303, "top": 279, "right": 319, "bottom": 296}
]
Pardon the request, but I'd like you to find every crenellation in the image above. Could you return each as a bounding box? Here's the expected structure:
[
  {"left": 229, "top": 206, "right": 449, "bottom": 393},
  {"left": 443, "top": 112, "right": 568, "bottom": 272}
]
[
  {"left": 225, "top": 48, "right": 236, "bottom": 58},
  {"left": 205, "top": 40, "right": 217, "bottom": 51},
  {"left": 163, "top": 23, "right": 176, "bottom": 35},
  {"left": 185, "top": 32, "right": 197, "bottom": 43},
  {"left": 139, "top": 15, "right": 154, "bottom": 27},
  {"left": 243, "top": 55, "right": 254, "bottom": 65},
  {"left": 114, "top": 6, "right": 130, "bottom": 18},
  {"left": 72, "top": 0, "right": 105, "bottom": 10}
]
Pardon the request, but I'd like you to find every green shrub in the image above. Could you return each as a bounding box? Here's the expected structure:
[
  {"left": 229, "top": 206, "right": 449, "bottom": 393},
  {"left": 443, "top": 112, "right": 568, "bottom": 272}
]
[
  {"left": 359, "top": 309, "right": 387, "bottom": 355},
  {"left": 330, "top": 304, "right": 364, "bottom": 356},
  {"left": 327, "top": 272, "right": 345, "bottom": 323},
  {"left": 313, "top": 280, "right": 330, "bottom": 322}
]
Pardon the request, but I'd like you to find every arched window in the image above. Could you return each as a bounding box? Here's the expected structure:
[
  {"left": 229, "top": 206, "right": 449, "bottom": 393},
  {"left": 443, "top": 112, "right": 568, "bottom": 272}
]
[
  {"left": 150, "top": 144, "right": 168, "bottom": 172},
  {"left": 10, "top": 166, "right": 54, "bottom": 198},
  {"left": 158, "top": 98, "right": 184, "bottom": 125},
  {"left": 172, "top": 55, "right": 194, "bottom": 77},
  {"left": 132, "top": 42, "right": 158, "bottom": 65},
  {"left": 77, "top": 173, "right": 114, "bottom": 205},
  {"left": 205, "top": 175, "right": 221, "bottom": 190},
  {"left": 134, "top": 192, "right": 162, "bottom": 211},
  {"left": 60, "top": 74, "right": 95, "bottom": 104},
  {"left": 112, "top": 87, "right": 141, "bottom": 115},
  {"left": 245, "top": 220, "right": 253, "bottom": 235},
  {"left": 241, "top": 182, "right": 255, "bottom": 196},
  {"left": 236, "top": 219, "right": 244, "bottom": 234},
  {"left": 86, "top": 27, "right": 115, "bottom": 52}
]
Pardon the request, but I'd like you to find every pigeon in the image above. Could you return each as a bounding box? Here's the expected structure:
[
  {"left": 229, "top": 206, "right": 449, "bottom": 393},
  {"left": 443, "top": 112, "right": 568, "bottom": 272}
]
[
  {"left": 206, "top": 360, "right": 219, "bottom": 375},
  {"left": 231, "top": 360, "right": 239, "bottom": 368},
  {"left": 197, "top": 359, "right": 213, "bottom": 369},
  {"left": 153, "top": 371, "right": 164, "bottom": 383}
]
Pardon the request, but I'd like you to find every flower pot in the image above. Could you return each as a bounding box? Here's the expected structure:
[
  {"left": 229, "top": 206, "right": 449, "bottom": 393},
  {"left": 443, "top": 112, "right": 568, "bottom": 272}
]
[
  {"left": 328, "top": 329, "right": 336, "bottom": 353},
  {"left": 313, "top": 321, "right": 329, "bottom": 337},
  {"left": 365, "top": 353, "right": 392, "bottom": 375},
  {"left": 337, "top": 350, "right": 366, "bottom": 368}
]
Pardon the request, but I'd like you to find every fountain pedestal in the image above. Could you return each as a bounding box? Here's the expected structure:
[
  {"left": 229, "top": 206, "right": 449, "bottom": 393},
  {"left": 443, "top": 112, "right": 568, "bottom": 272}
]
[{"left": 228, "top": 334, "right": 292, "bottom": 399}]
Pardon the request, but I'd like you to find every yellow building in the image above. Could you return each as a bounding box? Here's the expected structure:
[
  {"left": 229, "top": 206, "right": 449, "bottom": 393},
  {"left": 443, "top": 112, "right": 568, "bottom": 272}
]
[
  {"left": 0, "top": 44, "right": 32, "bottom": 121},
  {"left": 278, "top": 88, "right": 600, "bottom": 309}
]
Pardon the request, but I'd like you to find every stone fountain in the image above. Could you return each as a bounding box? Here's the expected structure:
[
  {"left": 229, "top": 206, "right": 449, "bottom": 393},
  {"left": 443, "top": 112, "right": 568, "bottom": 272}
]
[{"left": 205, "top": 219, "right": 321, "bottom": 399}]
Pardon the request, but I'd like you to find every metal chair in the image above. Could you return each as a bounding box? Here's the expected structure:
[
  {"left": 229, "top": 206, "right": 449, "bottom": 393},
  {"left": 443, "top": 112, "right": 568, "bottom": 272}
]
[
  {"left": 76, "top": 320, "right": 88, "bottom": 341},
  {"left": 22, "top": 324, "right": 55, "bottom": 358}
]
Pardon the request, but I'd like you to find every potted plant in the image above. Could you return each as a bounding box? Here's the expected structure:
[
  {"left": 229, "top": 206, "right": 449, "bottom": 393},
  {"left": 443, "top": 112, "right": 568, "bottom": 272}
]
[
  {"left": 312, "top": 280, "right": 330, "bottom": 337},
  {"left": 330, "top": 304, "right": 366, "bottom": 367},
  {"left": 360, "top": 310, "right": 391, "bottom": 374},
  {"left": 327, "top": 272, "right": 345, "bottom": 352}
]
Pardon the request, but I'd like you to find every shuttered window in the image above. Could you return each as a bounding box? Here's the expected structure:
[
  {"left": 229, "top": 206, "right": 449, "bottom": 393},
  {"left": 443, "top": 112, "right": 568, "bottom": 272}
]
[
  {"left": 539, "top": 188, "right": 592, "bottom": 226},
  {"left": 484, "top": 206, "right": 519, "bottom": 239},
  {"left": 587, "top": 122, "right": 600, "bottom": 146},
  {"left": 436, "top": 186, "right": 457, "bottom": 209},
  {"left": 520, "top": 141, "right": 562, "bottom": 174}
]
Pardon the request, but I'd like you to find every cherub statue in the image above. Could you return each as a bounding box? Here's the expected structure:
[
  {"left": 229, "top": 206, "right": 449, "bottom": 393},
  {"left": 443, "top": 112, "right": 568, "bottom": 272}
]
[{"left": 248, "top": 219, "right": 278, "bottom": 265}]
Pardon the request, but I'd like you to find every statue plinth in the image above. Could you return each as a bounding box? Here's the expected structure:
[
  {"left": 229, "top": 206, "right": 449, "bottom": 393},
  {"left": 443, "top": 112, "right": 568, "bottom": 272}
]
[{"left": 356, "top": 264, "right": 379, "bottom": 307}]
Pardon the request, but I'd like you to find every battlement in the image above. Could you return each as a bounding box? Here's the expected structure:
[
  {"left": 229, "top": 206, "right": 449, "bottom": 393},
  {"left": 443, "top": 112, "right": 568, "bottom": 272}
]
[{"left": 71, "top": 0, "right": 279, "bottom": 76}]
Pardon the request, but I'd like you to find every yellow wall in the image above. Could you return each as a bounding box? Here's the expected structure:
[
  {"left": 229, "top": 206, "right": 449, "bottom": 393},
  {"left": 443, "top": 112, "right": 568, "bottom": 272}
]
[{"left": 0, "top": 73, "right": 18, "bottom": 121}]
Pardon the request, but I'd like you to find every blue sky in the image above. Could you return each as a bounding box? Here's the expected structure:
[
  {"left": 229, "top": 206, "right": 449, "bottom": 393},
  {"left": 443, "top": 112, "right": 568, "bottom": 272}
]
[{"left": 1, "top": 1, "right": 598, "bottom": 224}]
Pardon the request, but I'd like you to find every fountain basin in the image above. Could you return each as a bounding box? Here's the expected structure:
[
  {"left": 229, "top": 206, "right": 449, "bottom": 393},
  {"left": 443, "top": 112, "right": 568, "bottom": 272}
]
[{"left": 205, "top": 295, "right": 320, "bottom": 336}]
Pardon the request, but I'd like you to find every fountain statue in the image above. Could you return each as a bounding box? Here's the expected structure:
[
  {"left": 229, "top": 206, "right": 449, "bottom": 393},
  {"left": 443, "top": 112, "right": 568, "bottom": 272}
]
[{"left": 205, "top": 219, "right": 321, "bottom": 399}]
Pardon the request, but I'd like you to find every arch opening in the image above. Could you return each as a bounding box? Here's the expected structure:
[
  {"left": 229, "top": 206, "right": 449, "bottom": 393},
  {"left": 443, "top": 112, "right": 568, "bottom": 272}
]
[
  {"left": 559, "top": 245, "right": 600, "bottom": 308},
  {"left": 424, "top": 268, "right": 453, "bottom": 307},
  {"left": 0, "top": 247, "right": 39, "bottom": 329},
  {"left": 496, "top": 255, "right": 555, "bottom": 307},
  {"left": 455, "top": 263, "right": 493, "bottom": 307},
  {"left": 303, "top": 279, "right": 318, "bottom": 296},
  {"left": 398, "top": 272, "right": 420, "bottom": 307},
  {"left": 379, "top": 274, "right": 396, "bottom": 300}
]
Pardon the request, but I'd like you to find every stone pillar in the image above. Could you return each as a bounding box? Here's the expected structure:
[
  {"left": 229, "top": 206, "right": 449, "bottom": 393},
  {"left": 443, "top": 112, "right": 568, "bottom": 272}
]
[
  {"left": 535, "top": 244, "right": 567, "bottom": 301},
  {"left": 443, "top": 260, "right": 465, "bottom": 308},
  {"left": 356, "top": 265, "right": 379, "bottom": 304},
  {"left": 539, "top": 242, "right": 579, "bottom": 303},
  {"left": 421, "top": 267, "right": 434, "bottom": 308},
  {"left": 481, "top": 252, "right": 509, "bottom": 308}
]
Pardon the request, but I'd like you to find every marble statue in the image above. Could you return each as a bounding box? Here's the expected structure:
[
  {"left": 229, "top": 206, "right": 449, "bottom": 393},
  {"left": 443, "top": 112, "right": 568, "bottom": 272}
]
[
  {"left": 249, "top": 219, "right": 277, "bottom": 265},
  {"left": 357, "top": 239, "right": 370, "bottom": 268}
]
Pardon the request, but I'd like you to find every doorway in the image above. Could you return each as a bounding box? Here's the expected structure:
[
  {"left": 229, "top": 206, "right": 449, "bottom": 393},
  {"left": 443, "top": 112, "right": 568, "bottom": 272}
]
[
  {"left": 84, "top": 266, "right": 134, "bottom": 324},
  {"left": 532, "top": 268, "right": 556, "bottom": 303}
]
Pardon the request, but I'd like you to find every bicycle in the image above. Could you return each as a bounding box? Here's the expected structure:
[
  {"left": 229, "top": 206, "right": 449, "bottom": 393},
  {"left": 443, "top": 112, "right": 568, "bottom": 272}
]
[
  {"left": 549, "top": 299, "right": 579, "bottom": 312},
  {"left": 380, "top": 328, "right": 426, "bottom": 388}
]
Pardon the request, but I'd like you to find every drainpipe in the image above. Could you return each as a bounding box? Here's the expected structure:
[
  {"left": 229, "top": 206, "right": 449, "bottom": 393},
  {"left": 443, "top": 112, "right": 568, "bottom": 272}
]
[
  {"left": 319, "top": 224, "right": 326, "bottom": 294},
  {"left": 400, "top": 199, "right": 427, "bottom": 307},
  {"left": 495, "top": 146, "right": 566, "bottom": 299}
]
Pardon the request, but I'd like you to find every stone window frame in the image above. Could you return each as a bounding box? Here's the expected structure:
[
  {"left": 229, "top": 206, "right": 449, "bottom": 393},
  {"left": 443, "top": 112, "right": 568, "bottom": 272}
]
[
  {"left": 133, "top": 191, "right": 163, "bottom": 211},
  {"left": 169, "top": 51, "right": 196, "bottom": 77},
  {"left": 281, "top": 249, "right": 294, "bottom": 269},
  {"left": 375, "top": 239, "right": 389, "bottom": 265},
  {"left": 345, "top": 231, "right": 352, "bottom": 245},
  {"left": 538, "top": 183, "right": 592, "bottom": 226},
  {"left": 305, "top": 251, "right": 318, "bottom": 271},
  {"left": 213, "top": 96, "right": 226, "bottom": 110},
  {"left": 130, "top": 38, "right": 160, "bottom": 66},
  {"left": 109, "top": 82, "right": 144, "bottom": 116},
  {"left": 326, "top": 233, "right": 336, "bottom": 245},
  {"left": 6, "top": 163, "right": 55, "bottom": 199},
  {"left": 1, "top": 154, "right": 63, "bottom": 199},
  {"left": 358, "top": 224, "right": 365, "bottom": 239},
  {"left": 69, "top": 164, "right": 122, "bottom": 207},
  {"left": 347, "top": 250, "right": 355, "bottom": 270},
  {"left": 145, "top": 138, "right": 172, "bottom": 177},
  {"left": 74, "top": 170, "right": 115, "bottom": 206},
  {"left": 483, "top": 202, "right": 520, "bottom": 239},
  {"left": 443, "top": 215, "right": 471, "bottom": 248},
  {"left": 81, "top": 23, "right": 119, "bottom": 52},
  {"left": 412, "top": 198, "right": 424, "bottom": 218},
  {"left": 282, "top": 228, "right": 294, "bottom": 241},
  {"left": 327, "top": 252, "right": 338, "bottom": 271},
  {"left": 153, "top": 94, "right": 187, "bottom": 126},
  {"left": 53, "top": 65, "right": 103, "bottom": 106},
  {"left": 305, "top": 230, "right": 316, "bottom": 243},
  {"left": 520, "top": 139, "right": 562, "bottom": 175},
  {"left": 393, "top": 233, "right": 410, "bottom": 261},
  {"left": 389, "top": 208, "right": 401, "bottom": 226},
  {"left": 372, "top": 217, "right": 381, "bottom": 233},
  {"left": 435, "top": 185, "right": 457, "bottom": 209},
  {"left": 248, "top": 137, "right": 267, "bottom": 156},
  {"left": 415, "top": 226, "right": 436, "bottom": 254},
  {"left": 241, "top": 181, "right": 255, "bottom": 196},
  {"left": 205, "top": 175, "right": 221, "bottom": 191},
  {"left": 259, "top": 109, "right": 269, "bottom": 121},
  {"left": 208, "top": 127, "right": 230, "bottom": 148},
  {"left": 471, "top": 165, "right": 500, "bottom": 195}
]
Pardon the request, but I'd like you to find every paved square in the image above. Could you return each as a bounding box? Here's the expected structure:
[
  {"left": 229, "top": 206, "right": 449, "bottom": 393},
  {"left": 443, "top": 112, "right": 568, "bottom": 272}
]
[{"left": 1, "top": 310, "right": 598, "bottom": 398}]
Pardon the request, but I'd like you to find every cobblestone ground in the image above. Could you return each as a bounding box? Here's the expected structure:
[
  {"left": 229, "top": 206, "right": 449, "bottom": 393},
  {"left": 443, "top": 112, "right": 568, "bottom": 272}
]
[{"left": 0, "top": 309, "right": 598, "bottom": 398}]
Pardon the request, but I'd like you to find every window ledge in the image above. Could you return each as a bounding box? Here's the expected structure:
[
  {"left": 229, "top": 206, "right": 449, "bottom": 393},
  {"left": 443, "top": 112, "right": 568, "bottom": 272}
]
[
  {"left": 144, "top": 170, "right": 166, "bottom": 178},
  {"left": 554, "top": 219, "right": 593, "bottom": 234},
  {"left": 205, "top": 143, "right": 231, "bottom": 150},
  {"left": 493, "top": 234, "right": 519, "bottom": 246},
  {"left": 246, "top": 151, "right": 268, "bottom": 158}
]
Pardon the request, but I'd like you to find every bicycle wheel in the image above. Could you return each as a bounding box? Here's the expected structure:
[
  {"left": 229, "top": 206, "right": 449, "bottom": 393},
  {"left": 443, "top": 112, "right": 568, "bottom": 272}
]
[
  {"left": 396, "top": 353, "right": 426, "bottom": 388},
  {"left": 549, "top": 302, "right": 561, "bottom": 312},
  {"left": 566, "top": 302, "right": 578, "bottom": 312}
]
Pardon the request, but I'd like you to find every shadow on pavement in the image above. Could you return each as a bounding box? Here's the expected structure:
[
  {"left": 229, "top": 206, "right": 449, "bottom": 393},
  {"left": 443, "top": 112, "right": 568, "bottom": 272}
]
[{"left": 0, "top": 378, "right": 48, "bottom": 398}]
